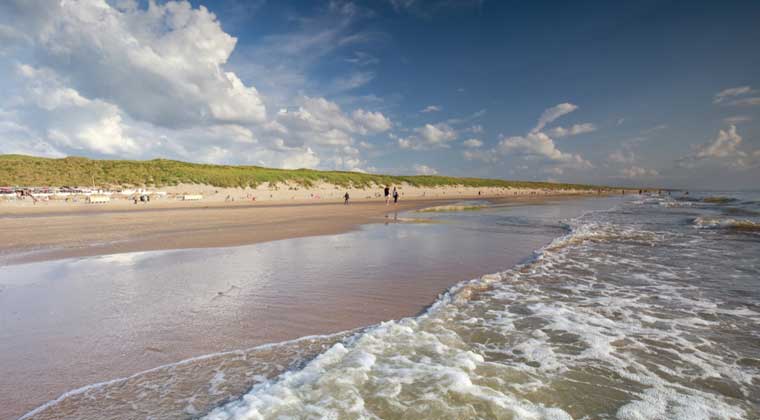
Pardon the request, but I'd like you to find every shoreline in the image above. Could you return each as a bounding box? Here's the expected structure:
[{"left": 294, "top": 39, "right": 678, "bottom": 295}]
[
  {"left": 0, "top": 192, "right": 605, "bottom": 266},
  {"left": 0, "top": 194, "right": 618, "bottom": 420}
]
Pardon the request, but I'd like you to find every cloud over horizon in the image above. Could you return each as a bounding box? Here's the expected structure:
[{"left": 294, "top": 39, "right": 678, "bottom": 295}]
[{"left": 0, "top": 0, "right": 758, "bottom": 189}]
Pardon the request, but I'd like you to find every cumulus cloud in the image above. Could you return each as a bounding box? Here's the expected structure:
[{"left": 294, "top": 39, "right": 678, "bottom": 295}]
[
  {"left": 464, "top": 103, "right": 591, "bottom": 175},
  {"left": 0, "top": 0, "right": 390, "bottom": 172},
  {"left": 498, "top": 132, "right": 590, "bottom": 167},
  {"left": 546, "top": 123, "right": 597, "bottom": 138},
  {"left": 418, "top": 123, "right": 456, "bottom": 144},
  {"left": 412, "top": 164, "right": 438, "bottom": 175},
  {"left": 5, "top": 0, "right": 266, "bottom": 127},
  {"left": 695, "top": 125, "right": 744, "bottom": 159},
  {"left": 421, "top": 105, "right": 441, "bottom": 113},
  {"left": 281, "top": 147, "right": 320, "bottom": 169},
  {"left": 679, "top": 125, "right": 758, "bottom": 169},
  {"left": 352, "top": 109, "right": 392, "bottom": 132},
  {"left": 695, "top": 125, "right": 745, "bottom": 159},
  {"left": 621, "top": 166, "right": 659, "bottom": 178},
  {"left": 462, "top": 138, "right": 483, "bottom": 148},
  {"left": 397, "top": 123, "right": 457, "bottom": 150}
]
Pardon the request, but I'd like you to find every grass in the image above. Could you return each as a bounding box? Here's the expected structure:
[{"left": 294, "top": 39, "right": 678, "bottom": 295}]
[{"left": 0, "top": 154, "right": 610, "bottom": 190}]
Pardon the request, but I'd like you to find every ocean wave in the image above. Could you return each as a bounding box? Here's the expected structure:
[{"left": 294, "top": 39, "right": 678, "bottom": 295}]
[
  {"left": 693, "top": 216, "right": 760, "bottom": 232},
  {"left": 702, "top": 196, "right": 738, "bottom": 204},
  {"left": 18, "top": 331, "right": 356, "bottom": 420},
  {"left": 204, "top": 206, "right": 758, "bottom": 419},
  {"left": 23, "top": 198, "right": 759, "bottom": 419}
]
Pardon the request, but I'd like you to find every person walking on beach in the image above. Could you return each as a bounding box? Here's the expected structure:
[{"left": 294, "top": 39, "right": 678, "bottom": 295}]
[
  {"left": 384, "top": 186, "right": 390, "bottom": 205},
  {"left": 393, "top": 187, "right": 399, "bottom": 204},
  {"left": 344, "top": 191, "right": 350, "bottom": 205}
]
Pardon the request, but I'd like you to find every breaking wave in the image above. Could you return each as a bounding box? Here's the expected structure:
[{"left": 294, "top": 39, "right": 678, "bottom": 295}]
[{"left": 205, "top": 201, "right": 760, "bottom": 419}]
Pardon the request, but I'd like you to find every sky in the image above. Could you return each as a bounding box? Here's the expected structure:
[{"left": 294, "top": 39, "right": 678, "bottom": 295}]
[{"left": 0, "top": 0, "right": 759, "bottom": 189}]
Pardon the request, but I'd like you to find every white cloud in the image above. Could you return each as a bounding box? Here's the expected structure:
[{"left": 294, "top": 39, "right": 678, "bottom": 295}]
[
  {"left": 713, "top": 86, "right": 759, "bottom": 107},
  {"left": 463, "top": 149, "right": 499, "bottom": 163},
  {"left": 345, "top": 51, "right": 379, "bottom": 66},
  {"left": 608, "top": 149, "right": 636, "bottom": 164},
  {"left": 680, "top": 125, "right": 758, "bottom": 169},
  {"left": 713, "top": 86, "right": 752, "bottom": 104},
  {"left": 0, "top": 0, "right": 393, "bottom": 172},
  {"left": 417, "top": 123, "right": 456, "bottom": 144},
  {"left": 412, "top": 164, "right": 438, "bottom": 175},
  {"left": 727, "top": 97, "right": 760, "bottom": 107},
  {"left": 531, "top": 102, "right": 578, "bottom": 133},
  {"left": 498, "top": 132, "right": 590, "bottom": 167},
  {"left": 468, "top": 124, "right": 484, "bottom": 134},
  {"left": 397, "top": 122, "right": 458, "bottom": 150},
  {"left": 695, "top": 125, "right": 744, "bottom": 159},
  {"left": 281, "top": 147, "right": 320, "bottom": 169},
  {"left": 723, "top": 115, "right": 752, "bottom": 125},
  {"left": 352, "top": 109, "right": 392, "bottom": 132},
  {"left": 331, "top": 71, "right": 375, "bottom": 91},
  {"left": 463, "top": 103, "right": 591, "bottom": 175},
  {"left": 445, "top": 109, "right": 486, "bottom": 126},
  {"left": 621, "top": 166, "right": 659, "bottom": 178},
  {"left": 421, "top": 105, "right": 441, "bottom": 113},
  {"left": 7, "top": 0, "right": 266, "bottom": 127},
  {"left": 389, "top": 0, "right": 483, "bottom": 17},
  {"left": 546, "top": 123, "right": 597, "bottom": 138},
  {"left": 463, "top": 138, "right": 483, "bottom": 148}
]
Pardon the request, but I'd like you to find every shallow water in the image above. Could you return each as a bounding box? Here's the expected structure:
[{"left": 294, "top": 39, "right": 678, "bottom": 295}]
[
  {"left": 1, "top": 197, "right": 618, "bottom": 419},
  {"left": 201, "top": 192, "right": 760, "bottom": 420}
]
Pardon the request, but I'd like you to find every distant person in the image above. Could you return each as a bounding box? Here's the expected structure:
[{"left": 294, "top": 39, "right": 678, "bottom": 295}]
[
  {"left": 393, "top": 187, "right": 399, "bottom": 204},
  {"left": 384, "top": 186, "right": 390, "bottom": 205},
  {"left": 344, "top": 191, "right": 350, "bottom": 205}
]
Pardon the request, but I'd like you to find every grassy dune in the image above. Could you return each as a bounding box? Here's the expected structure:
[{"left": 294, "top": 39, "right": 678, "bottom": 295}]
[{"left": 0, "top": 154, "right": 606, "bottom": 190}]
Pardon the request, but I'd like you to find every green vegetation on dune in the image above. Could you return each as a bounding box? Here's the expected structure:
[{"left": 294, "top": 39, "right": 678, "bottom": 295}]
[{"left": 0, "top": 154, "right": 607, "bottom": 190}]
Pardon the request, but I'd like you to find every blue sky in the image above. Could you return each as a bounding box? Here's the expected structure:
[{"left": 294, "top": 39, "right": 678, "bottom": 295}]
[{"left": 1, "top": 0, "right": 759, "bottom": 189}]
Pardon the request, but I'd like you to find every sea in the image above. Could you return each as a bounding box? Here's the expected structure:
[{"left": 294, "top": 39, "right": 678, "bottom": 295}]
[{"left": 6, "top": 192, "right": 760, "bottom": 419}]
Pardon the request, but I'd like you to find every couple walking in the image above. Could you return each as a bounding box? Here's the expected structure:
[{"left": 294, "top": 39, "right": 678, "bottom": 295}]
[{"left": 384, "top": 186, "right": 399, "bottom": 205}]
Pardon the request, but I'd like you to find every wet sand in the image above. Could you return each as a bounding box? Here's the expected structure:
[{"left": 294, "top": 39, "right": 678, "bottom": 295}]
[
  {"left": 0, "top": 199, "right": 447, "bottom": 265},
  {"left": 0, "top": 195, "right": 611, "bottom": 419},
  {"left": 0, "top": 194, "right": 592, "bottom": 265}
]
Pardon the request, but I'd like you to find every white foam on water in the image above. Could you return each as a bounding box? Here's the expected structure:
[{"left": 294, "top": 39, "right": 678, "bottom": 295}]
[
  {"left": 616, "top": 387, "right": 745, "bottom": 420},
  {"left": 204, "top": 203, "right": 758, "bottom": 419},
  {"left": 18, "top": 330, "right": 357, "bottom": 420},
  {"left": 22, "top": 197, "right": 758, "bottom": 419},
  {"left": 693, "top": 216, "right": 760, "bottom": 230}
]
